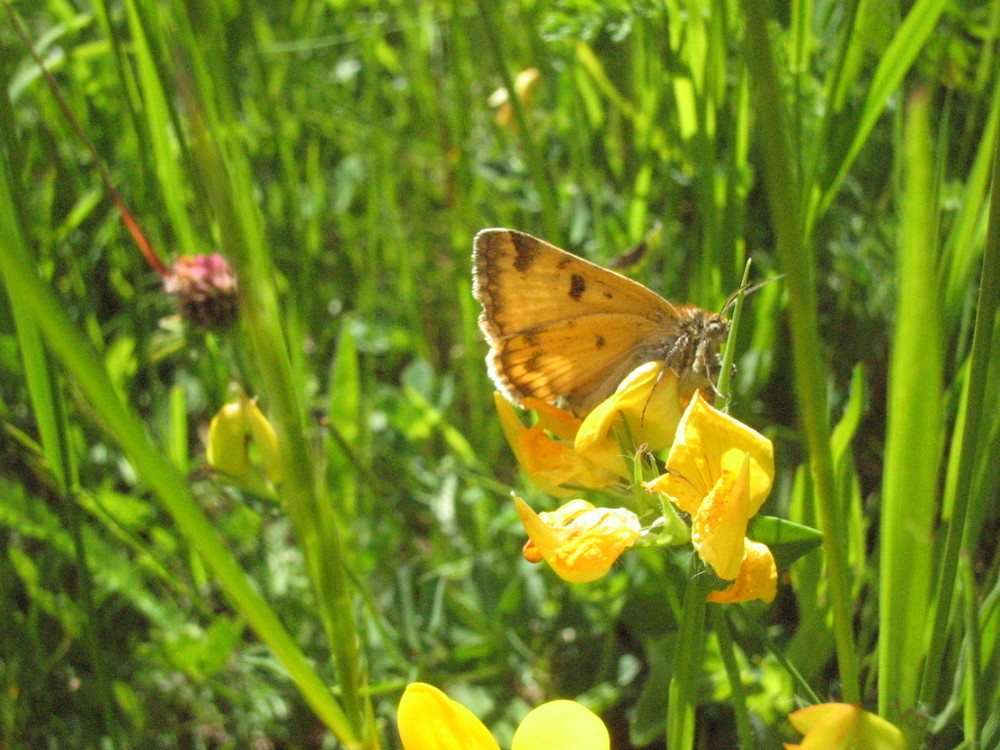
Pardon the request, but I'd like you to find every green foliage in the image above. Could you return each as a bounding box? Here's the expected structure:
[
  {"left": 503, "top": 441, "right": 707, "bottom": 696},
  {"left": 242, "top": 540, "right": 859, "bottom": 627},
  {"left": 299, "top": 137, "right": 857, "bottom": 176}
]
[{"left": 0, "top": 0, "right": 998, "bottom": 749}]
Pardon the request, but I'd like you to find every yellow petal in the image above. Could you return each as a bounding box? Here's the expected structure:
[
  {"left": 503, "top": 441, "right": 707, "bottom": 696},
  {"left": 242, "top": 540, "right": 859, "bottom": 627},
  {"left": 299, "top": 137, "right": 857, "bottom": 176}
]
[
  {"left": 515, "top": 497, "right": 641, "bottom": 583},
  {"left": 513, "top": 67, "right": 542, "bottom": 102},
  {"left": 693, "top": 454, "right": 752, "bottom": 580},
  {"left": 708, "top": 540, "right": 777, "bottom": 603},
  {"left": 207, "top": 402, "right": 251, "bottom": 477},
  {"left": 643, "top": 471, "right": 703, "bottom": 516},
  {"left": 397, "top": 683, "right": 500, "bottom": 750},
  {"left": 664, "top": 392, "right": 774, "bottom": 515},
  {"left": 787, "top": 703, "right": 853, "bottom": 734},
  {"left": 495, "top": 393, "right": 617, "bottom": 496},
  {"left": 511, "top": 699, "right": 609, "bottom": 750},
  {"left": 575, "top": 363, "right": 683, "bottom": 477}
]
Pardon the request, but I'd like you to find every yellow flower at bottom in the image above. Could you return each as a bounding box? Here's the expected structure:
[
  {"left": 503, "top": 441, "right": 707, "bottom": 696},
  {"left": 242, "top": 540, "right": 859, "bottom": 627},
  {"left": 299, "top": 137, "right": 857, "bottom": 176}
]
[
  {"left": 515, "top": 497, "right": 641, "bottom": 583},
  {"left": 398, "top": 683, "right": 499, "bottom": 750},
  {"left": 398, "top": 682, "right": 609, "bottom": 750},
  {"left": 785, "top": 703, "right": 906, "bottom": 750}
]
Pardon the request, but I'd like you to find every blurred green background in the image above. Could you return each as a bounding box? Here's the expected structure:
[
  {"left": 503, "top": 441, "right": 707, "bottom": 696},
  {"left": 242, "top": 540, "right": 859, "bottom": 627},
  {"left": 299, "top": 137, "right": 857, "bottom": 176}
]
[{"left": 1, "top": 0, "right": 998, "bottom": 748}]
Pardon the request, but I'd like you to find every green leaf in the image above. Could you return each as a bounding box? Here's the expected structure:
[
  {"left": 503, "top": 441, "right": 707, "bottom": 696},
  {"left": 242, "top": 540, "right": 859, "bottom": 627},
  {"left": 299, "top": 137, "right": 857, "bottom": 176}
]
[{"left": 748, "top": 515, "right": 823, "bottom": 572}]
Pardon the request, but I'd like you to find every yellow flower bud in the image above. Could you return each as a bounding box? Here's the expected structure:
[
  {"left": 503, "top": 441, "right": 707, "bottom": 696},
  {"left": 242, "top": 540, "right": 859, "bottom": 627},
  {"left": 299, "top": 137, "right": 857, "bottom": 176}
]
[{"left": 207, "top": 396, "right": 283, "bottom": 488}]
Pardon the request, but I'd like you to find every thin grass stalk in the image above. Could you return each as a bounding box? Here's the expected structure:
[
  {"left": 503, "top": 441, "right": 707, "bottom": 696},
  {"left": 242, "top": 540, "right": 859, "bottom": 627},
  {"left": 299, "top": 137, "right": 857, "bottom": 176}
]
[
  {"left": 666, "top": 561, "right": 712, "bottom": 750},
  {"left": 89, "top": 0, "right": 145, "bottom": 157},
  {"left": 474, "top": 0, "right": 561, "bottom": 245},
  {"left": 811, "top": 0, "right": 949, "bottom": 226},
  {"left": 879, "top": 87, "right": 942, "bottom": 731},
  {"left": 163, "top": 0, "right": 371, "bottom": 731},
  {"left": 917, "top": 90, "right": 1000, "bottom": 731},
  {"left": 734, "top": 603, "right": 822, "bottom": 705},
  {"left": 713, "top": 607, "right": 754, "bottom": 750},
  {"left": 184, "top": 108, "right": 370, "bottom": 747},
  {"left": 741, "top": 0, "right": 860, "bottom": 703},
  {"left": 960, "top": 554, "right": 982, "bottom": 745},
  {"left": 0, "top": 144, "right": 358, "bottom": 748},
  {"left": 118, "top": 0, "right": 198, "bottom": 256}
]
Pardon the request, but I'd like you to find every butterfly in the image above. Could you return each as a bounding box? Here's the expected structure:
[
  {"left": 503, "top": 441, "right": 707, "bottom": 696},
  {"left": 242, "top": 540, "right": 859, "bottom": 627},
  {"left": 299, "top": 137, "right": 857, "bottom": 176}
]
[{"left": 472, "top": 228, "right": 731, "bottom": 416}]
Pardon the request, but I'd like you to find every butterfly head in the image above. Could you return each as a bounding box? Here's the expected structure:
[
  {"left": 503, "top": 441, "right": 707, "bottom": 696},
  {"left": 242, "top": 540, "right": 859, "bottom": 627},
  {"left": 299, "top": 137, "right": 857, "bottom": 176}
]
[{"left": 669, "top": 306, "right": 731, "bottom": 396}]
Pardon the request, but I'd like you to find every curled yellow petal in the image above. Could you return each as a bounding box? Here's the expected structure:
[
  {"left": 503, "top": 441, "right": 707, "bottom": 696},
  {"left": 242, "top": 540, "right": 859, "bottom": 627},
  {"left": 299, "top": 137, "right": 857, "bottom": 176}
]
[
  {"left": 693, "top": 453, "right": 752, "bottom": 580},
  {"left": 708, "top": 540, "right": 777, "bottom": 603},
  {"left": 515, "top": 497, "right": 641, "bottom": 583},
  {"left": 397, "top": 683, "right": 500, "bottom": 750},
  {"left": 511, "top": 699, "right": 610, "bottom": 750},
  {"left": 574, "top": 362, "right": 683, "bottom": 477},
  {"left": 207, "top": 397, "right": 283, "bottom": 486}
]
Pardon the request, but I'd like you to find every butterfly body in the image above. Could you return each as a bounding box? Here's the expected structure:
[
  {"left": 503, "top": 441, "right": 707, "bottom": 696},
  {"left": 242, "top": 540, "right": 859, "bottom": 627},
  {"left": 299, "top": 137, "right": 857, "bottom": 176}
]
[{"left": 473, "top": 228, "right": 730, "bottom": 415}]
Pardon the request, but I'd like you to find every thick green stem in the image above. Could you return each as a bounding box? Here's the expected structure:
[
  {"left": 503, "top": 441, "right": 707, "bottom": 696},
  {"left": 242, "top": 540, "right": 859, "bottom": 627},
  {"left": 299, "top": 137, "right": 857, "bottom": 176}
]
[
  {"left": 667, "top": 562, "right": 713, "bottom": 750},
  {"left": 742, "top": 0, "right": 860, "bottom": 702}
]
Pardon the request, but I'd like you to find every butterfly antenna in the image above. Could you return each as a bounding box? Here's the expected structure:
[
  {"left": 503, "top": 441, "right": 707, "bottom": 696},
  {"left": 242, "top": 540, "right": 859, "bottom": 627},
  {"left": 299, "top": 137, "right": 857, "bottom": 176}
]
[{"left": 720, "top": 274, "right": 785, "bottom": 315}]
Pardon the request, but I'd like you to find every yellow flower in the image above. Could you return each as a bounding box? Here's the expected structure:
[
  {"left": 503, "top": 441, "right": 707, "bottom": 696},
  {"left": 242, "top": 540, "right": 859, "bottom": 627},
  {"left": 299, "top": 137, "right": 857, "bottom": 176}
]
[
  {"left": 207, "top": 396, "right": 283, "bottom": 488},
  {"left": 785, "top": 703, "right": 906, "bottom": 750},
  {"left": 494, "top": 393, "right": 618, "bottom": 498},
  {"left": 574, "top": 362, "right": 684, "bottom": 477},
  {"left": 515, "top": 497, "right": 641, "bottom": 583},
  {"left": 644, "top": 392, "right": 775, "bottom": 600},
  {"left": 398, "top": 682, "right": 609, "bottom": 750}
]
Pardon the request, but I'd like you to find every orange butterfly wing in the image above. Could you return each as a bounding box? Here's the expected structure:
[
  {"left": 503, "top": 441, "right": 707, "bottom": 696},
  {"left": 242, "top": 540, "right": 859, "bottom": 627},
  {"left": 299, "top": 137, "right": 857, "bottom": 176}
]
[{"left": 473, "top": 229, "right": 683, "bottom": 414}]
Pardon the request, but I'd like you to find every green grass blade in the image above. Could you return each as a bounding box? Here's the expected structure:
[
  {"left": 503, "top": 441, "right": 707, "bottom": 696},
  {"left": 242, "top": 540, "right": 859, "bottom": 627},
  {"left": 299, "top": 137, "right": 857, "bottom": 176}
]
[
  {"left": 814, "top": 0, "right": 948, "bottom": 223},
  {"left": 742, "top": 0, "right": 860, "bottom": 704},
  {"left": 119, "top": 0, "right": 199, "bottom": 255},
  {"left": 879, "top": 88, "right": 942, "bottom": 729},
  {"left": 917, "top": 78, "right": 1000, "bottom": 732}
]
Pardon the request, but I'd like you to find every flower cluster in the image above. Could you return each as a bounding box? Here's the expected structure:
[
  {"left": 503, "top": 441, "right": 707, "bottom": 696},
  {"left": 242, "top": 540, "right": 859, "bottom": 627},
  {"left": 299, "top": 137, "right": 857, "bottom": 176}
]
[
  {"left": 163, "top": 253, "right": 239, "bottom": 329},
  {"left": 501, "top": 361, "right": 776, "bottom": 603}
]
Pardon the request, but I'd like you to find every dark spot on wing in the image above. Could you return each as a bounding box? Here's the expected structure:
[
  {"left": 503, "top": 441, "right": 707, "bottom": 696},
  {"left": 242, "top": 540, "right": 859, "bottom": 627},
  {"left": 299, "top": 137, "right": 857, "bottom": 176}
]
[
  {"left": 510, "top": 231, "right": 540, "bottom": 272},
  {"left": 569, "top": 274, "right": 586, "bottom": 301},
  {"left": 595, "top": 334, "right": 605, "bottom": 349},
  {"left": 519, "top": 327, "right": 540, "bottom": 347},
  {"left": 556, "top": 256, "right": 572, "bottom": 269},
  {"left": 603, "top": 291, "right": 613, "bottom": 299}
]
